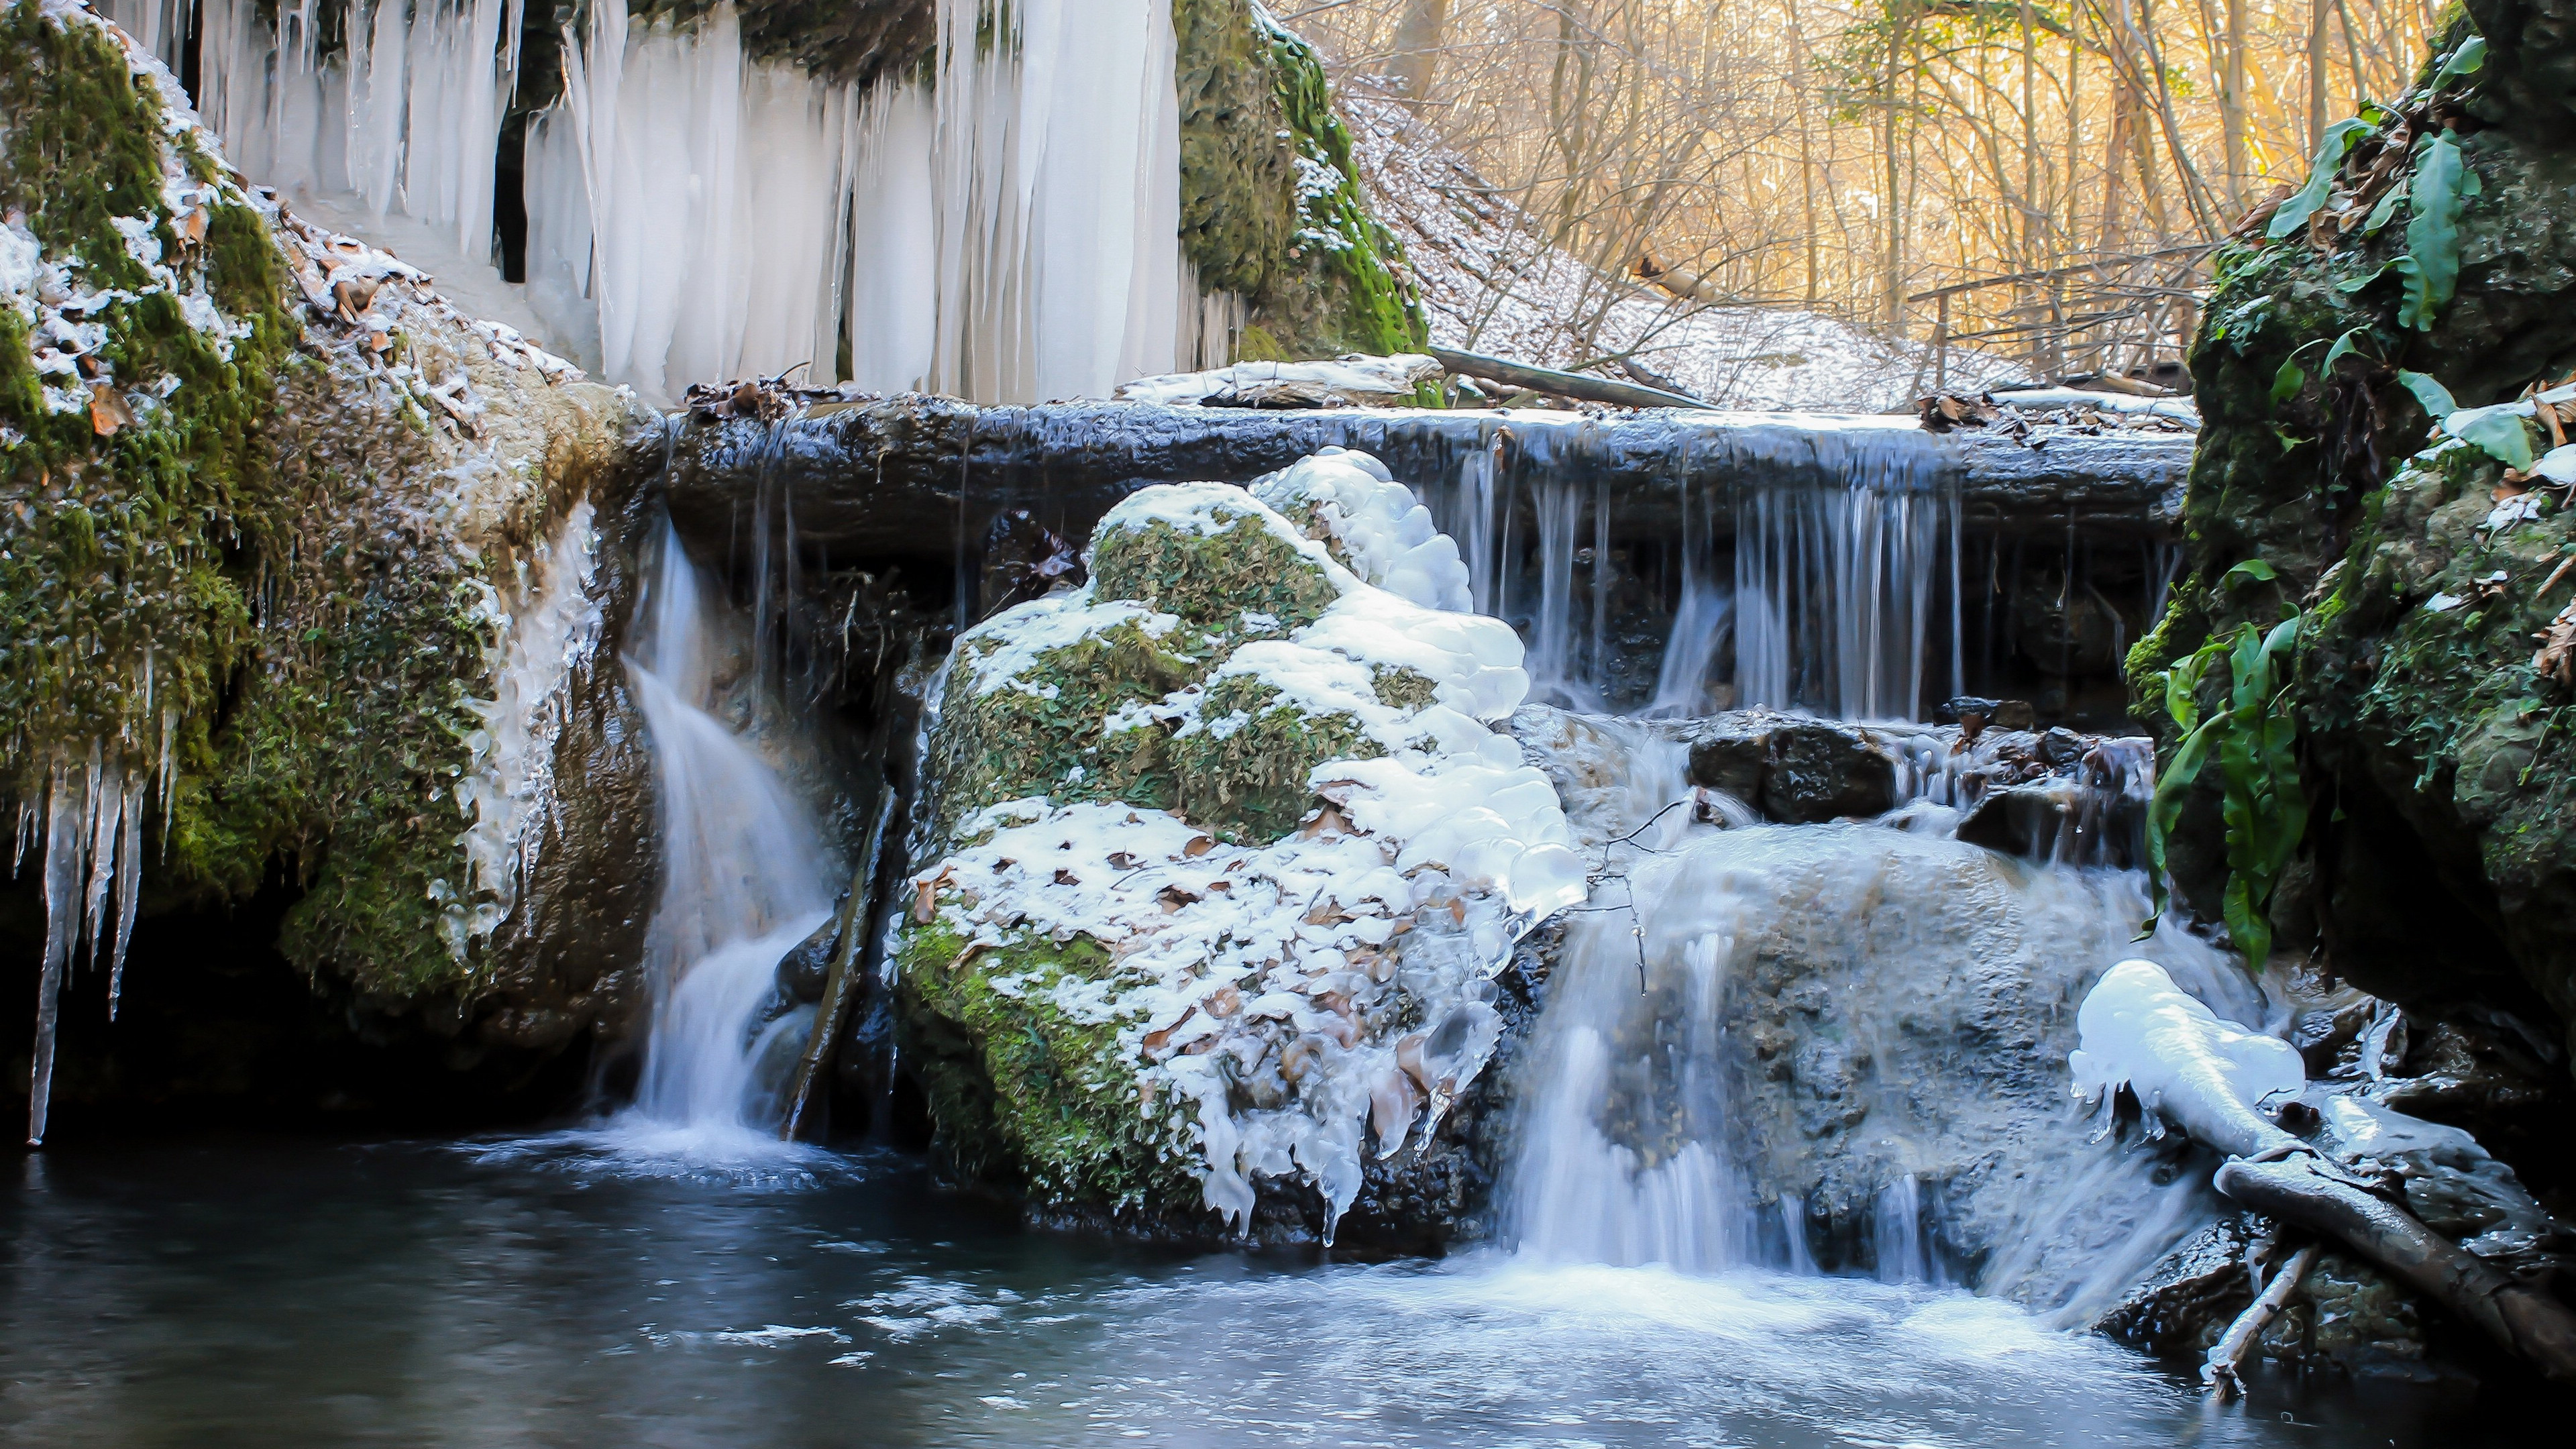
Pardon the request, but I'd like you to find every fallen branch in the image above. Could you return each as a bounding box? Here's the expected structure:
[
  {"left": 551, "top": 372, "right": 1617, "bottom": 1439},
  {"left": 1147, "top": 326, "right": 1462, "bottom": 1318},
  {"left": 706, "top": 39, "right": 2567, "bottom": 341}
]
[
  {"left": 1428, "top": 345, "right": 1714, "bottom": 411},
  {"left": 780, "top": 784, "right": 903, "bottom": 1140},
  {"left": 2203, "top": 1241, "right": 2317, "bottom": 1399},
  {"left": 2214, "top": 1155, "right": 2576, "bottom": 1381}
]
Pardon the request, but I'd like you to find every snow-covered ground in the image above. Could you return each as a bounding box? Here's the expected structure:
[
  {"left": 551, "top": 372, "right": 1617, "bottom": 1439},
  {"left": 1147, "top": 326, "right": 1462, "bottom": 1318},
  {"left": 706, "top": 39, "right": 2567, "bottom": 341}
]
[{"left": 1340, "top": 91, "right": 2031, "bottom": 413}]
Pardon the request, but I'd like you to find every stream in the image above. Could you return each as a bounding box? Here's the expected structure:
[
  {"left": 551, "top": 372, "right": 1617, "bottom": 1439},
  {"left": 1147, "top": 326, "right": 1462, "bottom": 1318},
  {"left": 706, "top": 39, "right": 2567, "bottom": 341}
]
[{"left": 0, "top": 1132, "right": 2512, "bottom": 1448}]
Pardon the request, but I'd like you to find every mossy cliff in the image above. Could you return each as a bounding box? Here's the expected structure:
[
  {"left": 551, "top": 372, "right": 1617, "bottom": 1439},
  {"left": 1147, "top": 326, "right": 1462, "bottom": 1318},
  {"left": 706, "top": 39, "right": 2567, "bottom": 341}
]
[
  {"left": 1173, "top": 0, "right": 1427, "bottom": 360},
  {"left": 2136, "top": 1, "right": 2576, "bottom": 1067},
  {"left": 2, "top": 1, "right": 659, "bottom": 1106}
]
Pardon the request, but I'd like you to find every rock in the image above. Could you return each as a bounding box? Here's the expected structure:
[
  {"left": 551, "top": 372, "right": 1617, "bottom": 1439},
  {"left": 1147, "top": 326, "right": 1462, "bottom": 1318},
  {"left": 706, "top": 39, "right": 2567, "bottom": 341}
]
[
  {"left": 2096, "top": 1214, "right": 2268, "bottom": 1356},
  {"left": 775, "top": 912, "right": 841, "bottom": 1006},
  {"left": 0, "top": 6, "right": 659, "bottom": 1110},
  {"left": 1683, "top": 711, "right": 1898, "bottom": 822}
]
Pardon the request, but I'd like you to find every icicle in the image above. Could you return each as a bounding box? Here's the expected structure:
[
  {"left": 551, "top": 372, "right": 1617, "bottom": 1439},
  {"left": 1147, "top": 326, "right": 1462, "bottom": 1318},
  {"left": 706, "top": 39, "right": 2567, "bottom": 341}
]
[
  {"left": 29, "top": 761, "right": 87, "bottom": 1146},
  {"left": 109, "top": 771, "right": 146, "bottom": 1018}
]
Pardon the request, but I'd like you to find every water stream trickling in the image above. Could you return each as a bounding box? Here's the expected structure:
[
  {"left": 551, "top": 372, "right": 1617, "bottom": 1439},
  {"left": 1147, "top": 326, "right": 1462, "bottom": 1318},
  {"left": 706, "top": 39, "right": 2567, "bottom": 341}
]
[
  {"left": 1502, "top": 717, "right": 2264, "bottom": 1322},
  {"left": 610, "top": 523, "right": 835, "bottom": 1152}
]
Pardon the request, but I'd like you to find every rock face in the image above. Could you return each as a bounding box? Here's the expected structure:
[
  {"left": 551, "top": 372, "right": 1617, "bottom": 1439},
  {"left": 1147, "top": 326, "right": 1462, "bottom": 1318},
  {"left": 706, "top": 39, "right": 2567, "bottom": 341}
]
[
  {"left": 1, "top": 5, "right": 660, "bottom": 1118},
  {"left": 2138, "top": 1, "right": 2576, "bottom": 1080},
  {"left": 896, "top": 450, "right": 1585, "bottom": 1242}
]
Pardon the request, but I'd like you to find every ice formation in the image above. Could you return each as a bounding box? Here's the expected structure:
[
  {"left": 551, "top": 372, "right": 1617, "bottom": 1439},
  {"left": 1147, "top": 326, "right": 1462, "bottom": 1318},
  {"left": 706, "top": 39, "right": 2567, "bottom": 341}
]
[
  {"left": 163, "top": 0, "right": 1214, "bottom": 405},
  {"left": 2068, "top": 959, "right": 2305, "bottom": 1144},
  {"left": 910, "top": 459, "right": 1584, "bottom": 1232},
  {"left": 437, "top": 502, "right": 606, "bottom": 955}
]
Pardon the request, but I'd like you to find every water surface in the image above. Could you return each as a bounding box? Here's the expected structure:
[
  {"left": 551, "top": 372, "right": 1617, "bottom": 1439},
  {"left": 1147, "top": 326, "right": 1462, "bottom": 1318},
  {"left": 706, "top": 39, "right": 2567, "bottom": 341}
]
[{"left": 0, "top": 1134, "right": 2517, "bottom": 1447}]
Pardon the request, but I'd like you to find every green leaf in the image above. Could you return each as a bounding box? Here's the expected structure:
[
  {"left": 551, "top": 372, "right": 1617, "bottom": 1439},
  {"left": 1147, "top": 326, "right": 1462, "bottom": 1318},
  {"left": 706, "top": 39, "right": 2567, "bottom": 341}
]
[
  {"left": 2337, "top": 259, "right": 2406, "bottom": 293},
  {"left": 2394, "top": 369, "right": 2457, "bottom": 417},
  {"left": 2224, "top": 559, "right": 2279, "bottom": 588},
  {"left": 2363, "top": 180, "right": 2406, "bottom": 236},
  {"left": 2452, "top": 404, "right": 2538, "bottom": 470},
  {"left": 2322, "top": 326, "right": 2369, "bottom": 371},
  {"left": 2400, "top": 131, "right": 2464, "bottom": 330},
  {"left": 2269, "top": 119, "right": 2375, "bottom": 239},
  {"left": 2270, "top": 360, "right": 2306, "bottom": 407},
  {"left": 2435, "top": 34, "right": 2487, "bottom": 85}
]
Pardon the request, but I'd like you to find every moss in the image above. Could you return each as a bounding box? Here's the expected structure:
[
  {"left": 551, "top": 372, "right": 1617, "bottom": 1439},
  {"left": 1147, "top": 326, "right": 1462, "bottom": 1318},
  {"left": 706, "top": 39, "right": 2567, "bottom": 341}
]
[
  {"left": 1169, "top": 668, "right": 1381, "bottom": 841},
  {"left": 1, "top": 4, "right": 549, "bottom": 1008},
  {"left": 933, "top": 610, "right": 1199, "bottom": 832},
  {"left": 1173, "top": 0, "right": 1426, "bottom": 359},
  {"left": 0, "top": 1, "right": 291, "bottom": 784},
  {"left": 1089, "top": 510, "right": 1341, "bottom": 629},
  {"left": 896, "top": 917, "right": 1202, "bottom": 1216}
]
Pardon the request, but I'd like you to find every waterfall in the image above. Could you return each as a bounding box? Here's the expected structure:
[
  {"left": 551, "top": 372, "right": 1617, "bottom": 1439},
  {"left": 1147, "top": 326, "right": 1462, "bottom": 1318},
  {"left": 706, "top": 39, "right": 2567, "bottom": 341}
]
[
  {"left": 1502, "top": 724, "right": 2264, "bottom": 1318},
  {"left": 614, "top": 524, "right": 835, "bottom": 1148},
  {"left": 1423, "top": 421, "right": 1962, "bottom": 721}
]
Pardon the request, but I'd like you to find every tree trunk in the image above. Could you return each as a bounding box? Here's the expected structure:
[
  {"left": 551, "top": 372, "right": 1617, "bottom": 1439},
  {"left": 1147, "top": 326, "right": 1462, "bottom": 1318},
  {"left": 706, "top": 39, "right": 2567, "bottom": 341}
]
[
  {"left": 2223, "top": 0, "right": 2249, "bottom": 207},
  {"left": 1387, "top": 0, "right": 1450, "bottom": 107},
  {"left": 2308, "top": 0, "right": 2333, "bottom": 153}
]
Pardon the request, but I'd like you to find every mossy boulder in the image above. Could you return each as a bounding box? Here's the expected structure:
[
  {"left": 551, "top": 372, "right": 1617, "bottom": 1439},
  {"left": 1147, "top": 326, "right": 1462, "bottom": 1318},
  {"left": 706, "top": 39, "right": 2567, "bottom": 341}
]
[
  {"left": 2, "top": 3, "right": 660, "bottom": 1117},
  {"left": 2137, "top": 1, "right": 2576, "bottom": 1067},
  {"left": 898, "top": 476, "right": 1567, "bottom": 1240}
]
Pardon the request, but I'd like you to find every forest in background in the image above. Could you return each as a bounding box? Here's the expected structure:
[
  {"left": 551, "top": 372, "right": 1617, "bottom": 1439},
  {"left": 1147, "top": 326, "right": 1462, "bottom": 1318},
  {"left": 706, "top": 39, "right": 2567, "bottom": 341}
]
[{"left": 1291, "top": 0, "right": 2438, "bottom": 384}]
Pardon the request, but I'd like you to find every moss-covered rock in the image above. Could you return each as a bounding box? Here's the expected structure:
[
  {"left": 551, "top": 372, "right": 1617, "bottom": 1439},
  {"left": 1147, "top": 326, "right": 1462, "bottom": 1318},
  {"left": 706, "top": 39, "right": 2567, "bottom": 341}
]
[
  {"left": 2139, "top": 1, "right": 2576, "bottom": 1065},
  {"left": 898, "top": 470, "right": 1579, "bottom": 1240},
  {"left": 1173, "top": 0, "right": 1428, "bottom": 359},
  {"left": 2, "top": 4, "right": 658, "bottom": 1109}
]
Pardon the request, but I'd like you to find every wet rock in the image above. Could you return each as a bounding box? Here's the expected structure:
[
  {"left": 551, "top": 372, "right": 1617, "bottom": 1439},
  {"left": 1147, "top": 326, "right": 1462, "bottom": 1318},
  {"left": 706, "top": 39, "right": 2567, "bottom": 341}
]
[
  {"left": 2096, "top": 1214, "right": 2267, "bottom": 1356},
  {"left": 1683, "top": 711, "right": 1897, "bottom": 822},
  {"left": 775, "top": 911, "right": 841, "bottom": 1006},
  {"left": 1936, "top": 696, "right": 2036, "bottom": 734}
]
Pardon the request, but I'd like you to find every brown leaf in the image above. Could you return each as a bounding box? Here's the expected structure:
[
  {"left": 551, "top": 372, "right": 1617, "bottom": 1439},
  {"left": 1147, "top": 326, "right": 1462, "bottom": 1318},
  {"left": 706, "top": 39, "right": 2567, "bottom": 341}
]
[
  {"left": 1053, "top": 867, "right": 1080, "bottom": 886},
  {"left": 1205, "top": 985, "right": 1241, "bottom": 1018},
  {"left": 333, "top": 275, "right": 380, "bottom": 323},
  {"left": 1140, "top": 1008, "right": 1196, "bottom": 1057},
  {"left": 179, "top": 208, "right": 208, "bottom": 245},
  {"left": 2535, "top": 600, "right": 2576, "bottom": 684},
  {"left": 1299, "top": 804, "right": 1352, "bottom": 839},
  {"left": 910, "top": 877, "right": 939, "bottom": 924},
  {"left": 1107, "top": 851, "right": 1142, "bottom": 870},
  {"left": 1183, "top": 835, "right": 1214, "bottom": 859},
  {"left": 87, "top": 382, "right": 131, "bottom": 436},
  {"left": 1157, "top": 883, "right": 1203, "bottom": 913}
]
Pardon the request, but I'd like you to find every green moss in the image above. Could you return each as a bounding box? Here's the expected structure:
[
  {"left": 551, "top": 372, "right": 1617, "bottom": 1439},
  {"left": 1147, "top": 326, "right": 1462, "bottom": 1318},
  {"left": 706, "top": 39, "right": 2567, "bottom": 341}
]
[
  {"left": 0, "top": 4, "right": 521, "bottom": 1006},
  {"left": 1173, "top": 0, "right": 1426, "bottom": 359},
  {"left": 1169, "top": 668, "right": 1380, "bottom": 842},
  {"left": 934, "top": 610, "right": 1200, "bottom": 832},
  {"left": 1090, "top": 510, "right": 1340, "bottom": 628},
  {"left": 896, "top": 917, "right": 1201, "bottom": 1216},
  {"left": 0, "top": 1, "right": 290, "bottom": 784}
]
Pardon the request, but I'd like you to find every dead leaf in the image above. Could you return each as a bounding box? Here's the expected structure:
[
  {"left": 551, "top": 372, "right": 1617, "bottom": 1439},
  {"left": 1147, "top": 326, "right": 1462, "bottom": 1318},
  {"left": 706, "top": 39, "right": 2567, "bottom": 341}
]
[
  {"left": 1395, "top": 1032, "right": 1433, "bottom": 1093},
  {"left": 1299, "top": 804, "right": 1352, "bottom": 839},
  {"left": 1183, "top": 835, "right": 1214, "bottom": 859},
  {"left": 1107, "top": 851, "right": 1141, "bottom": 870},
  {"left": 1157, "top": 883, "right": 1202, "bottom": 913},
  {"left": 179, "top": 207, "right": 208, "bottom": 245},
  {"left": 1140, "top": 1008, "right": 1196, "bottom": 1056},
  {"left": 2535, "top": 600, "right": 2576, "bottom": 684},
  {"left": 911, "top": 876, "right": 939, "bottom": 924},
  {"left": 1053, "top": 867, "right": 1079, "bottom": 886},
  {"left": 1205, "top": 985, "right": 1241, "bottom": 1018},
  {"left": 87, "top": 382, "right": 131, "bottom": 437},
  {"left": 333, "top": 275, "right": 380, "bottom": 323}
]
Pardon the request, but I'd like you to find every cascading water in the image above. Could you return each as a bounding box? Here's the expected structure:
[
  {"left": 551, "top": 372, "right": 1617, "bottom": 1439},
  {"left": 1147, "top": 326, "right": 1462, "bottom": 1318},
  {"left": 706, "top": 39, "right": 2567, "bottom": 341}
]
[
  {"left": 1424, "top": 421, "right": 1964, "bottom": 721},
  {"left": 1500, "top": 716, "right": 2267, "bottom": 1325},
  {"left": 610, "top": 523, "right": 836, "bottom": 1151}
]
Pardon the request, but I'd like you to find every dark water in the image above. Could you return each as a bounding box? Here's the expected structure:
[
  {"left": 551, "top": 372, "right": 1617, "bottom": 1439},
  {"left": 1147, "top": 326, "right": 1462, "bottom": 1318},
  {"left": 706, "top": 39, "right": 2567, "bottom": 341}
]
[{"left": 0, "top": 1134, "right": 2517, "bottom": 1448}]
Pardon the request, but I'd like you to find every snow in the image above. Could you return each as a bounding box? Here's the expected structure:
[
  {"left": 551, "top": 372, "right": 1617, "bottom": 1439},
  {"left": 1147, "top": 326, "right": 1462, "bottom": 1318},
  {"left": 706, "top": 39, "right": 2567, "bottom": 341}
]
[
  {"left": 1116, "top": 354, "right": 1442, "bottom": 408},
  {"left": 914, "top": 459, "right": 1582, "bottom": 1234},
  {"left": 1338, "top": 90, "right": 2029, "bottom": 413},
  {"left": 1250, "top": 447, "right": 1475, "bottom": 612},
  {"left": 2067, "top": 959, "right": 2305, "bottom": 1144}
]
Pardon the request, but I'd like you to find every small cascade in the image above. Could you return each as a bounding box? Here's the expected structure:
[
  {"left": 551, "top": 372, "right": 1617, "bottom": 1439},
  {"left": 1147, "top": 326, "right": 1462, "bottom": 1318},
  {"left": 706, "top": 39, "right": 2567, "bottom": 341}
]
[
  {"left": 1503, "top": 720, "right": 2263, "bottom": 1310},
  {"left": 616, "top": 523, "right": 836, "bottom": 1148},
  {"left": 1421, "top": 420, "right": 1966, "bottom": 722}
]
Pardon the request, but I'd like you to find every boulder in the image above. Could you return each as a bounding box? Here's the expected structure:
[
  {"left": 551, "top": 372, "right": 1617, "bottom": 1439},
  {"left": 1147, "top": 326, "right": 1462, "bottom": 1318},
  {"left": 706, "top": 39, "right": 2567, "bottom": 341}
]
[{"left": 1682, "top": 711, "right": 1899, "bottom": 822}]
